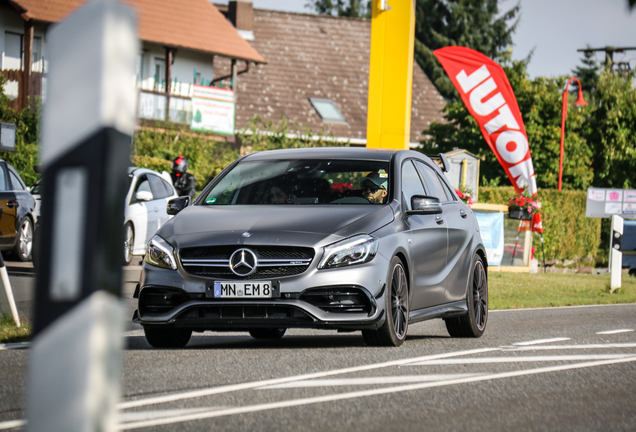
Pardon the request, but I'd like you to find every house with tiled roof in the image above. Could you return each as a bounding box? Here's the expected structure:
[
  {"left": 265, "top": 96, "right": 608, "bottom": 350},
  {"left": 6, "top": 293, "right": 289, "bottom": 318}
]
[
  {"left": 0, "top": 0, "right": 265, "bottom": 119},
  {"left": 214, "top": 2, "right": 446, "bottom": 146}
]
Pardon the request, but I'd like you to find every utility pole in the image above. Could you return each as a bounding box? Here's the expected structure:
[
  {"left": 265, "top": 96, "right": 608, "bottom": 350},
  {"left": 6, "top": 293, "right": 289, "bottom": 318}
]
[{"left": 577, "top": 46, "right": 636, "bottom": 72}]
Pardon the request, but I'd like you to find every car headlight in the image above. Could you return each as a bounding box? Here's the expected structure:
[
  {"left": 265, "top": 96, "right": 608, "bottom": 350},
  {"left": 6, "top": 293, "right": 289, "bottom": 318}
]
[
  {"left": 318, "top": 234, "right": 379, "bottom": 269},
  {"left": 145, "top": 235, "right": 177, "bottom": 270}
]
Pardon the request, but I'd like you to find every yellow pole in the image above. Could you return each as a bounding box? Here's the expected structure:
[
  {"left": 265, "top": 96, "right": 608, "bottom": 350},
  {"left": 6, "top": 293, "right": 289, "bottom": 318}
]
[
  {"left": 461, "top": 159, "right": 467, "bottom": 188},
  {"left": 366, "top": 0, "right": 416, "bottom": 150}
]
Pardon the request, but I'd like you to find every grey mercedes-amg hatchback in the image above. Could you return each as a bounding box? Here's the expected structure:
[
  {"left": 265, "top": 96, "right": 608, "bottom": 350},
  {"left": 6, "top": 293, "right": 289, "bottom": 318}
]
[{"left": 133, "top": 148, "right": 488, "bottom": 347}]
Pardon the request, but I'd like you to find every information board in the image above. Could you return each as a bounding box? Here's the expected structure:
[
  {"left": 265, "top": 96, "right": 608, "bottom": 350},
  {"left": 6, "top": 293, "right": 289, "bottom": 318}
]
[{"left": 585, "top": 188, "right": 636, "bottom": 219}]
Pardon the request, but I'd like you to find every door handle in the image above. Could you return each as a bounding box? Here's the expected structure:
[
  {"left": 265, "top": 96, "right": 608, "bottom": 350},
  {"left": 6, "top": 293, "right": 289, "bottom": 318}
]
[
  {"left": 460, "top": 209, "right": 467, "bottom": 218},
  {"left": 5, "top": 201, "right": 18, "bottom": 208},
  {"left": 435, "top": 214, "right": 444, "bottom": 225}
]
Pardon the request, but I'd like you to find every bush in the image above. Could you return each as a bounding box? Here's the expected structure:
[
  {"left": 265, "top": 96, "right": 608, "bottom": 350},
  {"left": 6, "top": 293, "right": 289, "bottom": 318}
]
[
  {"left": 0, "top": 72, "right": 41, "bottom": 186},
  {"left": 479, "top": 186, "right": 602, "bottom": 262},
  {"left": 133, "top": 122, "right": 239, "bottom": 192}
]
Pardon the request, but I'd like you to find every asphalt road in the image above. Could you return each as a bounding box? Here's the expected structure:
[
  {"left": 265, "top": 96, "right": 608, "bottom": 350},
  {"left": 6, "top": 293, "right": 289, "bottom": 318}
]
[{"left": 1, "top": 262, "right": 635, "bottom": 431}]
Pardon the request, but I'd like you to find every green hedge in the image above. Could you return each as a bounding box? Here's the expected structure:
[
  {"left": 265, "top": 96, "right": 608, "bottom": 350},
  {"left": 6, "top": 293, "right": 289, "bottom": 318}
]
[
  {"left": 478, "top": 187, "right": 602, "bottom": 262},
  {"left": 133, "top": 122, "right": 239, "bottom": 192}
]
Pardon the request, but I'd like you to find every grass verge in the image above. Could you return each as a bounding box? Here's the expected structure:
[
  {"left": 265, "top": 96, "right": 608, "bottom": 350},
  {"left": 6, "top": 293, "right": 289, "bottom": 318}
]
[
  {"left": 0, "top": 314, "right": 31, "bottom": 344},
  {"left": 489, "top": 272, "right": 636, "bottom": 309}
]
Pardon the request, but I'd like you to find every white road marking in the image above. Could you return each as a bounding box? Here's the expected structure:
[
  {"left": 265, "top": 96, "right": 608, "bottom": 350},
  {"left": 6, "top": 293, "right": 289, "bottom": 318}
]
[
  {"left": 117, "top": 356, "right": 636, "bottom": 430},
  {"left": 120, "top": 407, "right": 226, "bottom": 423},
  {"left": 0, "top": 419, "right": 24, "bottom": 430},
  {"left": 513, "top": 337, "right": 570, "bottom": 346},
  {"left": 503, "top": 343, "right": 636, "bottom": 351},
  {"left": 490, "top": 303, "right": 636, "bottom": 312},
  {"left": 596, "top": 329, "right": 634, "bottom": 335},
  {"left": 118, "top": 347, "right": 498, "bottom": 409},
  {"left": 408, "top": 354, "right": 631, "bottom": 365},
  {"left": 259, "top": 374, "right": 484, "bottom": 389}
]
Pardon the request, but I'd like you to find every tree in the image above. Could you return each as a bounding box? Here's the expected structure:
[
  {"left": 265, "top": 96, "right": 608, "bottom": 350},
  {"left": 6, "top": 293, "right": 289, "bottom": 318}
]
[
  {"left": 305, "top": 0, "right": 371, "bottom": 18},
  {"left": 587, "top": 69, "right": 636, "bottom": 189},
  {"left": 414, "top": 0, "right": 520, "bottom": 100},
  {"left": 572, "top": 46, "right": 601, "bottom": 95}
]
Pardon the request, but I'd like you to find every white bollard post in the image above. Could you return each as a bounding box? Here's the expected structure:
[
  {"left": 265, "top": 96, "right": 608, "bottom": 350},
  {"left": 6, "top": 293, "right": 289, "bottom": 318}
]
[
  {"left": 610, "top": 215, "right": 623, "bottom": 293},
  {"left": 0, "top": 253, "right": 20, "bottom": 327},
  {"left": 25, "top": 1, "right": 138, "bottom": 431}
]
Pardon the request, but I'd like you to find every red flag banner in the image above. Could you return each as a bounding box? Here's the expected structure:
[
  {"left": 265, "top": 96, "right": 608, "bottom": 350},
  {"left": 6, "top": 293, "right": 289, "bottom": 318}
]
[
  {"left": 532, "top": 212, "right": 543, "bottom": 233},
  {"left": 434, "top": 46, "right": 537, "bottom": 195}
]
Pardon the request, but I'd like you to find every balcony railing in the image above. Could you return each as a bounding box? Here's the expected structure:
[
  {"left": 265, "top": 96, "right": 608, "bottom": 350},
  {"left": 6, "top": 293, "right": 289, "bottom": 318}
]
[{"left": 137, "top": 79, "right": 195, "bottom": 124}]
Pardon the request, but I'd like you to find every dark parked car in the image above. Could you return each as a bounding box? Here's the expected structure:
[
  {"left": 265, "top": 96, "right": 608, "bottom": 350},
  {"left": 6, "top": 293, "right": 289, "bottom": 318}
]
[
  {"left": 134, "top": 148, "right": 488, "bottom": 347},
  {"left": 0, "top": 160, "right": 36, "bottom": 261}
]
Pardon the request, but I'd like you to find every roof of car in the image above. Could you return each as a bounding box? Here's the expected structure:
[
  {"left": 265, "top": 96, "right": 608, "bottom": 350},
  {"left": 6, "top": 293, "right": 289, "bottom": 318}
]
[{"left": 242, "top": 147, "right": 399, "bottom": 162}]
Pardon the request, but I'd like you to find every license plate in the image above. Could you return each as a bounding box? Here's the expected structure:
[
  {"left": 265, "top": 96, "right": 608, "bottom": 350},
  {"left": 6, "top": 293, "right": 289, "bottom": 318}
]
[{"left": 208, "top": 281, "right": 273, "bottom": 298}]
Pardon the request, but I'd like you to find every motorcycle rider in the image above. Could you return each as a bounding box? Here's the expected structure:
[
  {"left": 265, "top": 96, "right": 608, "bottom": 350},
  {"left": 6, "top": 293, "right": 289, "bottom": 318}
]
[{"left": 170, "top": 155, "right": 196, "bottom": 198}]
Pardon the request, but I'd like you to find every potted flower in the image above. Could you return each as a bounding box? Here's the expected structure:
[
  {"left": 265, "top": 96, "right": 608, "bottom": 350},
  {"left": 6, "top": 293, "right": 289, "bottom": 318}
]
[
  {"left": 455, "top": 186, "right": 474, "bottom": 205},
  {"left": 508, "top": 189, "right": 541, "bottom": 220}
]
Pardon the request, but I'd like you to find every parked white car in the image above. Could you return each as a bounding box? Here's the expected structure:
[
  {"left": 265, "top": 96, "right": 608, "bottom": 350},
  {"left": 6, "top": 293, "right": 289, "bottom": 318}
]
[{"left": 124, "top": 167, "right": 178, "bottom": 265}]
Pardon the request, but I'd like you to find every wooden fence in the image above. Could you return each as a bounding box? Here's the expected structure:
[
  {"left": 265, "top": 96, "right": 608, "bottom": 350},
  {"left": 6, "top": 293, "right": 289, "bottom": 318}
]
[{"left": 0, "top": 69, "right": 45, "bottom": 110}]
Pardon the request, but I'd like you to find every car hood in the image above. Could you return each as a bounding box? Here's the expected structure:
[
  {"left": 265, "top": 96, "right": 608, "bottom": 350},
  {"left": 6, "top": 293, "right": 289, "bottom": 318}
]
[{"left": 158, "top": 204, "right": 395, "bottom": 249}]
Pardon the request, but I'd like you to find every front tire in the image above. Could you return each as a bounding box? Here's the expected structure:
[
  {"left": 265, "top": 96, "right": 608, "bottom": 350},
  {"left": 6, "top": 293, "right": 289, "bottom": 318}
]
[
  {"left": 249, "top": 328, "right": 286, "bottom": 339},
  {"left": 13, "top": 217, "right": 33, "bottom": 262},
  {"left": 445, "top": 254, "right": 488, "bottom": 338},
  {"left": 143, "top": 327, "right": 192, "bottom": 348},
  {"left": 362, "top": 256, "right": 409, "bottom": 347},
  {"left": 124, "top": 222, "right": 134, "bottom": 265}
]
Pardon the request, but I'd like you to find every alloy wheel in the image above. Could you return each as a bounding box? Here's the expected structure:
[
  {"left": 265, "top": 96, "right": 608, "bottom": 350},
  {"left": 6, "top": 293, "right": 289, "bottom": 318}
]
[
  {"left": 472, "top": 259, "right": 487, "bottom": 331},
  {"left": 391, "top": 263, "right": 408, "bottom": 339},
  {"left": 124, "top": 224, "right": 134, "bottom": 264},
  {"left": 18, "top": 219, "right": 33, "bottom": 260}
]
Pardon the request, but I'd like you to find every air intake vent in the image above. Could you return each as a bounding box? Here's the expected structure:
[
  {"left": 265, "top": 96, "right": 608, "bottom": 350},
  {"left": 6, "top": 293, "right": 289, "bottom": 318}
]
[{"left": 299, "top": 286, "right": 375, "bottom": 315}]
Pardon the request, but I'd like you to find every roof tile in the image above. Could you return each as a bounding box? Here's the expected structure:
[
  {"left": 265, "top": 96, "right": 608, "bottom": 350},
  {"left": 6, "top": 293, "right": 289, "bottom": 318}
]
[
  {"left": 11, "top": 0, "right": 265, "bottom": 63},
  {"left": 215, "top": 9, "right": 445, "bottom": 143}
]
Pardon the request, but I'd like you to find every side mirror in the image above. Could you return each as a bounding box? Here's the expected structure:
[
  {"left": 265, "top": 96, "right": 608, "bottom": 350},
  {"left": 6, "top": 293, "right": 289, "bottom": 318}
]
[
  {"left": 407, "top": 195, "right": 442, "bottom": 215},
  {"left": 135, "top": 190, "right": 153, "bottom": 201},
  {"left": 167, "top": 196, "right": 191, "bottom": 215}
]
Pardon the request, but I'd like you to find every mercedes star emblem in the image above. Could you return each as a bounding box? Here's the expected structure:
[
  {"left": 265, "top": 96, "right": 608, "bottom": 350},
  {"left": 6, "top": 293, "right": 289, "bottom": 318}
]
[
  {"left": 229, "top": 248, "right": 258, "bottom": 276},
  {"left": 242, "top": 232, "right": 252, "bottom": 237}
]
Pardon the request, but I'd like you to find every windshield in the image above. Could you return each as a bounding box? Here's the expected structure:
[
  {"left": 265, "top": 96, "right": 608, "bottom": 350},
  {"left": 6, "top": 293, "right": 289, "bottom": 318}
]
[{"left": 202, "top": 159, "right": 390, "bottom": 205}]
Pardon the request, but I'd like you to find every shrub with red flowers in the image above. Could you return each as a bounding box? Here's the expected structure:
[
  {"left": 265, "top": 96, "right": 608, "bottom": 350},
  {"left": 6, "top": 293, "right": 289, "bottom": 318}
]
[
  {"left": 455, "top": 186, "right": 474, "bottom": 205},
  {"left": 508, "top": 189, "right": 541, "bottom": 215}
]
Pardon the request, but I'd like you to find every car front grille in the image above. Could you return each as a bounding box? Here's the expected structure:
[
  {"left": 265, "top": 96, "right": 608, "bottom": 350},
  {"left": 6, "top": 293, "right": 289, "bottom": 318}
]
[{"left": 179, "top": 245, "right": 315, "bottom": 280}]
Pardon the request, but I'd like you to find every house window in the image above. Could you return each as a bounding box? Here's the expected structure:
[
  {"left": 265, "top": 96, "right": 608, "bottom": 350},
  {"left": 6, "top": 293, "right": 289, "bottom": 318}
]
[
  {"left": 3, "top": 32, "right": 22, "bottom": 70},
  {"left": 308, "top": 98, "right": 347, "bottom": 124}
]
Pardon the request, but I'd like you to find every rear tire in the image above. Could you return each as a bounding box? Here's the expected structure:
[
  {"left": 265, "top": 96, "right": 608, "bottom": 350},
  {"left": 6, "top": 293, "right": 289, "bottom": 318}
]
[
  {"left": 143, "top": 327, "right": 192, "bottom": 348},
  {"left": 362, "top": 256, "right": 409, "bottom": 347},
  {"left": 249, "top": 328, "right": 286, "bottom": 339},
  {"left": 445, "top": 254, "right": 488, "bottom": 338},
  {"left": 12, "top": 218, "right": 33, "bottom": 262}
]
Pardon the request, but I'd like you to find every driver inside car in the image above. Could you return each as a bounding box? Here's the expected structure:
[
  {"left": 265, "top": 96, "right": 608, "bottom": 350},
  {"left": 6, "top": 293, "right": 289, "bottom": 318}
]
[{"left": 361, "top": 171, "right": 388, "bottom": 204}]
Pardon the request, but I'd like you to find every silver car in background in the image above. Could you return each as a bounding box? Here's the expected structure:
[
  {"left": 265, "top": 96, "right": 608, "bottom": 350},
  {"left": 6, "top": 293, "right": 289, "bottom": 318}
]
[{"left": 134, "top": 148, "right": 488, "bottom": 347}]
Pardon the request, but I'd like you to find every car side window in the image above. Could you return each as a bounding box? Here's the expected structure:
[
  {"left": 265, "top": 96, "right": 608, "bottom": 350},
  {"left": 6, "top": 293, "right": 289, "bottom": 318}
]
[
  {"left": 135, "top": 177, "right": 153, "bottom": 198},
  {"left": 9, "top": 171, "right": 25, "bottom": 191},
  {"left": 439, "top": 175, "right": 458, "bottom": 201},
  {"left": 148, "top": 174, "right": 171, "bottom": 199},
  {"left": 401, "top": 160, "right": 426, "bottom": 211},
  {"left": 161, "top": 178, "right": 175, "bottom": 196},
  {"left": 0, "top": 165, "right": 8, "bottom": 192},
  {"left": 415, "top": 161, "right": 449, "bottom": 202}
]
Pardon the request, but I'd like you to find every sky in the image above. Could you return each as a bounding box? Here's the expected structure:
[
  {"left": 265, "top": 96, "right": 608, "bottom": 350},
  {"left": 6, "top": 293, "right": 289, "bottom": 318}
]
[{"left": 215, "top": 0, "right": 636, "bottom": 79}]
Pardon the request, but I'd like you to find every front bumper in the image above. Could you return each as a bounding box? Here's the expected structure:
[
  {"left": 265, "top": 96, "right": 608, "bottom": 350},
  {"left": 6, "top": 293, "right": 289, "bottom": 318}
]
[{"left": 134, "top": 256, "right": 390, "bottom": 331}]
